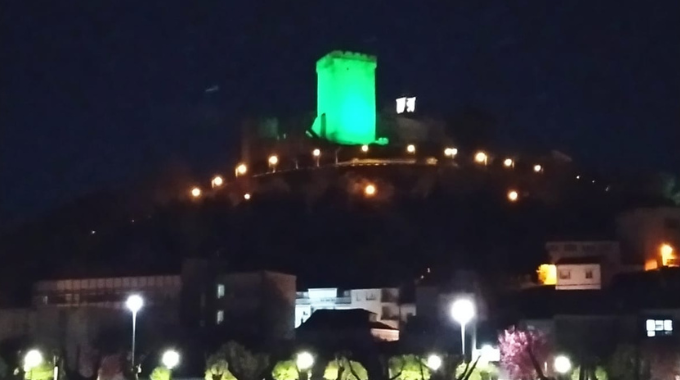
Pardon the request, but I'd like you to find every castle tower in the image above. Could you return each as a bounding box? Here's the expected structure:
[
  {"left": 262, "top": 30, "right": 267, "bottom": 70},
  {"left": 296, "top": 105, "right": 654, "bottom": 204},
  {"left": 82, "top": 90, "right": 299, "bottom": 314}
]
[{"left": 312, "top": 51, "right": 377, "bottom": 145}]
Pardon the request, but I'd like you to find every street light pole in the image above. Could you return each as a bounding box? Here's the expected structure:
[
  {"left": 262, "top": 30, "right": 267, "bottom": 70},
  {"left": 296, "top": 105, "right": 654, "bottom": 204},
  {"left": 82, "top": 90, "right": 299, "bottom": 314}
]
[
  {"left": 451, "top": 298, "right": 475, "bottom": 360},
  {"left": 126, "top": 295, "right": 144, "bottom": 370}
]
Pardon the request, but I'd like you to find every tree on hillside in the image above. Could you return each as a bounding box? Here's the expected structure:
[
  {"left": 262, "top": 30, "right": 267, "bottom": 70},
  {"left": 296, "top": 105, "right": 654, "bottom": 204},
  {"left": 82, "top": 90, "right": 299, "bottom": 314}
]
[{"left": 499, "top": 327, "right": 552, "bottom": 380}]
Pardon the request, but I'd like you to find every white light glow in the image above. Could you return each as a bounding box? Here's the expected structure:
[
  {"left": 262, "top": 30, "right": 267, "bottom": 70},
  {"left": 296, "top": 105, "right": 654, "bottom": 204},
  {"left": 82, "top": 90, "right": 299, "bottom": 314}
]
[
  {"left": 296, "top": 352, "right": 314, "bottom": 370},
  {"left": 426, "top": 354, "right": 442, "bottom": 371},
  {"left": 406, "top": 97, "right": 416, "bottom": 112},
  {"left": 162, "top": 350, "right": 180, "bottom": 369},
  {"left": 396, "top": 98, "right": 406, "bottom": 114},
  {"left": 126, "top": 294, "right": 144, "bottom": 313},
  {"left": 554, "top": 355, "right": 572, "bottom": 374},
  {"left": 451, "top": 298, "right": 475, "bottom": 325},
  {"left": 24, "top": 349, "right": 43, "bottom": 371}
]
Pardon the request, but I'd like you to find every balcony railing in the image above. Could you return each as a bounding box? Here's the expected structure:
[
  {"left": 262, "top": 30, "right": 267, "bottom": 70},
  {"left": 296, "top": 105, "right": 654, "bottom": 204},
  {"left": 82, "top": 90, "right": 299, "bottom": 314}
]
[{"left": 296, "top": 296, "right": 351, "bottom": 305}]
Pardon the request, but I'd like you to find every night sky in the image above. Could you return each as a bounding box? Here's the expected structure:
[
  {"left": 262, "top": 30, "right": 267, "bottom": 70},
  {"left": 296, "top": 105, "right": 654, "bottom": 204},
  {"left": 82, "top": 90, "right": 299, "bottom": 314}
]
[{"left": 2, "top": 1, "right": 679, "bottom": 223}]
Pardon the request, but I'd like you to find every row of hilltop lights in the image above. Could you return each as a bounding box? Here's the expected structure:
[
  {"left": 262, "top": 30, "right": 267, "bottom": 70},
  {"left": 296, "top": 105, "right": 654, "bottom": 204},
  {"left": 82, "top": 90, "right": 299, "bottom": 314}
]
[{"left": 187, "top": 144, "right": 551, "bottom": 202}]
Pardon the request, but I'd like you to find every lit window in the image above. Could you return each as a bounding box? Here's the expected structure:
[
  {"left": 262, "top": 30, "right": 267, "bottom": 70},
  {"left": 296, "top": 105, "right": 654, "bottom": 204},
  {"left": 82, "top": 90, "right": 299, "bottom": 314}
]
[
  {"left": 646, "top": 318, "right": 673, "bottom": 337},
  {"left": 559, "top": 269, "right": 571, "bottom": 280},
  {"left": 216, "top": 310, "right": 224, "bottom": 324},
  {"left": 406, "top": 97, "right": 416, "bottom": 112},
  {"left": 585, "top": 269, "right": 594, "bottom": 279},
  {"left": 217, "top": 284, "right": 225, "bottom": 299},
  {"left": 396, "top": 98, "right": 406, "bottom": 113}
]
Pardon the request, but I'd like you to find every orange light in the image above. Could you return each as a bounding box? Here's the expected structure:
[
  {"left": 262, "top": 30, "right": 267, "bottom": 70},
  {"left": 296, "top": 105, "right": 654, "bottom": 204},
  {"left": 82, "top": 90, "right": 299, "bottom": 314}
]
[
  {"left": 537, "top": 264, "right": 557, "bottom": 285},
  {"left": 660, "top": 243, "right": 676, "bottom": 267},
  {"left": 406, "top": 144, "right": 416, "bottom": 154},
  {"left": 190, "top": 187, "right": 201, "bottom": 198},
  {"left": 364, "top": 184, "right": 376, "bottom": 197},
  {"left": 645, "top": 258, "right": 659, "bottom": 271},
  {"left": 533, "top": 164, "right": 543, "bottom": 173},
  {"left": 507, "top": 190, "right": 519, "bottom": 202},
  {"left": 312, "top": 149, "right": 321, "bottom": 157},
  {"left": 268, "top": 155, "right": 279, "bottom": 165},
  {"left": 235, "top": 163, "right": 247, "bottom": 176},
  {"left": 212, "top": 176, "right": 224, "bottom": 187},
  {"left": 503, "top": 158, "right": 514, "bottom": 167},
  {"left": 474, "top": 151, "right": 488, "bottom": 164}
]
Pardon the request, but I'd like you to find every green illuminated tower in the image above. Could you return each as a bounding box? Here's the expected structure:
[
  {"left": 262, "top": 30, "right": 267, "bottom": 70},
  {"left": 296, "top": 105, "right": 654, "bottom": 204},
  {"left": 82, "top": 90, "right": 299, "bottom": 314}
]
[{"left": 312, "top": 51, "right": 377, "bottom": 145}]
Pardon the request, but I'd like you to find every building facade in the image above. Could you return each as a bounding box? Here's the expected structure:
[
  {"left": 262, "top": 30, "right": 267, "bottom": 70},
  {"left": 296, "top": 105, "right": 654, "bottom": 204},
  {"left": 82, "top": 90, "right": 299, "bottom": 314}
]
[{"left": 295, "top": 287, "right": 414, "bottom": 329}]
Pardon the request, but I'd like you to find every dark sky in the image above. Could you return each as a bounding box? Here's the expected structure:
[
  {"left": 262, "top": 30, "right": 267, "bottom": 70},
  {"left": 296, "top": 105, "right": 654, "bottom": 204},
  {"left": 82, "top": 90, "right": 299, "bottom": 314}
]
[{"left": 1, "top": 1, "right": 679, "bottom": 223}]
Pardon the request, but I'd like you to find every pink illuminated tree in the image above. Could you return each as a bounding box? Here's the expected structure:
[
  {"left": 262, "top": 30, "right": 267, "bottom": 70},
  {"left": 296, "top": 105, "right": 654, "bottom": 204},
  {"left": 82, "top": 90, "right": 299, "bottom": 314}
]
[{"left": 499, "top": 327, "right": 552, "bottom": 380}]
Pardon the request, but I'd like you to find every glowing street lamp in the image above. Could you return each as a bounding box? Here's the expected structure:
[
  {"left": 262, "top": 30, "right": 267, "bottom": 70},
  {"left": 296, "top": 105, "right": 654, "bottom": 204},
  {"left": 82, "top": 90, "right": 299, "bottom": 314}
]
[
  {"left": 503, "top": 158, "right": 514, "bottom": 168},
  {"left": 451, "top": 298, "right": 475, "bottom": 358},
  {"left": 554, "top": 355, "right": 572, "bottom": 375},
  {"left": 406, "top": 144, "right": 416, "bottom": 154},
  {"left": 533, "top": 164, "right": 543, "bottom": 173},
  {"left": 235, "top": 163, "right": 247, "bottom": 177},
  {"left": 244, "top": 193, "right": 251, "bottom": 200},
  {"left": 212, "top": 176, "right": 224, "bottom": 188},
  {"left": 162, "top": 349, "right": 180, "bottom": 370},
  {"left": 190, "top": 187, "right": 201, "bottom": 198},
  {"left": 361, "top": 145, "right": 369, "bottom": 153},
  {"left": 474, "top": 151, "right": 488, "bottom": 165},
  {"left": 364, "top": 184, "right": 377, "bottom": 197},
  {"left": 23, "top": 349, "right": 43, "bottom": 374},
  {"left": 444, "top": 147, "right": 458, "bottom": 158},
  {"left": 296, "top": 351, "right": 314, "bottom": 380},
  {"left": 426, "top": 354, "right": 442, "bottom": 371},
  {"left": 126, "top": 295, "right": 144, "bottom": 369},
  {"left": 507, "top": 190, "right": 519, "bottom": 202},
  {"left": 312, "top": 149, "right": 321, "bottom": 167},
  {"left": 268, "top": 155, "right": 279, "bottom": 172}
]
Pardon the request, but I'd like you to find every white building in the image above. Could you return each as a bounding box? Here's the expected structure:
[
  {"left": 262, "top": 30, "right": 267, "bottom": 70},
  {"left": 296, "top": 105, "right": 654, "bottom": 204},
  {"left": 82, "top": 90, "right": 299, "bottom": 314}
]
[
  {"left": 555, "top": 257, "right": 602, "bottom": 290},
  {"left": 295, "top": 287, "right": 415, "bottom": 329}
]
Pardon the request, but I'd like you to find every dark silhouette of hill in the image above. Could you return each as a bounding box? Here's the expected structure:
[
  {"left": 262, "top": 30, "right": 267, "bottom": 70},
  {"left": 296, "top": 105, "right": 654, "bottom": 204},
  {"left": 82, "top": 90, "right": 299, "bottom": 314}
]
[{"left": 0, "top": 162, "right": 673, "bottom": 306}]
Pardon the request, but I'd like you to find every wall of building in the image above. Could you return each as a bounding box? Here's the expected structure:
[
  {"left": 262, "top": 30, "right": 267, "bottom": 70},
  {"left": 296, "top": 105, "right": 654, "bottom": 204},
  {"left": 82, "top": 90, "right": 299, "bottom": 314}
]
[
  {"left": 33, "top": 275, "right": 182, "bottom": 310},
  {"left": 556, "top": 264, "right": 602, "bottom": 290},
  {"left": 215, "top": 271, "right": 296, "bottom": 342}
]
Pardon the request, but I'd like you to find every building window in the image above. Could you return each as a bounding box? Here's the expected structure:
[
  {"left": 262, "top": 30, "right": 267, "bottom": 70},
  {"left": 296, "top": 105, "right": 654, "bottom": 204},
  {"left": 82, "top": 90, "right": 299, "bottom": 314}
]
[
  {"left": 217, "top": 284, "right": 225, "bottom": 299},
  {"left": 585, "top": 269, "right": 594, "bottom": 279},
  {"left": 216, "top": 310, "right": 224, "bottom": 325},
  {"left": 559, "top": 269, "right": 571, "bottom": 280},
  {"left": 646, "top": 319, "right": 673, "bottom": 337},
  {"left": 366, "top": 292, "right": 377, "bottom": 301}
]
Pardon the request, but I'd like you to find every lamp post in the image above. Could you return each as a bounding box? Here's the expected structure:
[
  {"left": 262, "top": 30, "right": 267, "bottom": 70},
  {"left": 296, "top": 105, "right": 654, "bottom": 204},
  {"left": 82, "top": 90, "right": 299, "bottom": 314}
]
[
  {"left": 296, "top": 351, "right": 314, "bottom": 380},
  {"left": 444, "top": 147, "right": 458, "bottom": 158},
  {"left": 312, "top": 149, "right": 321, "bottom": 167},
  {"left": 554, "top": 355, "right": 572, "bottom": 378},
  {"left": 235, "top": 163, "right": 247, "bottom": 177},
  {"left": 126, "top": 295, "right": 144, "bottom": 370},
  {"left": 24, "top": 349, "right": 43, "bottom": 380},
  {"left": 268, "top": 155, "right": 279, "bottom": 173},
  {"left": 162, "top": 349, "right": 180, "bottom": 380},
  {"left": 451, "top": 298, "right": 475, "bottom": 359},
  {"left": 426, "top": 354, "right": 442, "bottom": 371},
  {"left": 406, "top": 144, "right": 416, "bottom": 154},
  {"left": 474, "top": 152, "right": 488, "bottom": 165},
  {"left": 211, "top": 176, "right": 224, "bottom": 188}
]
